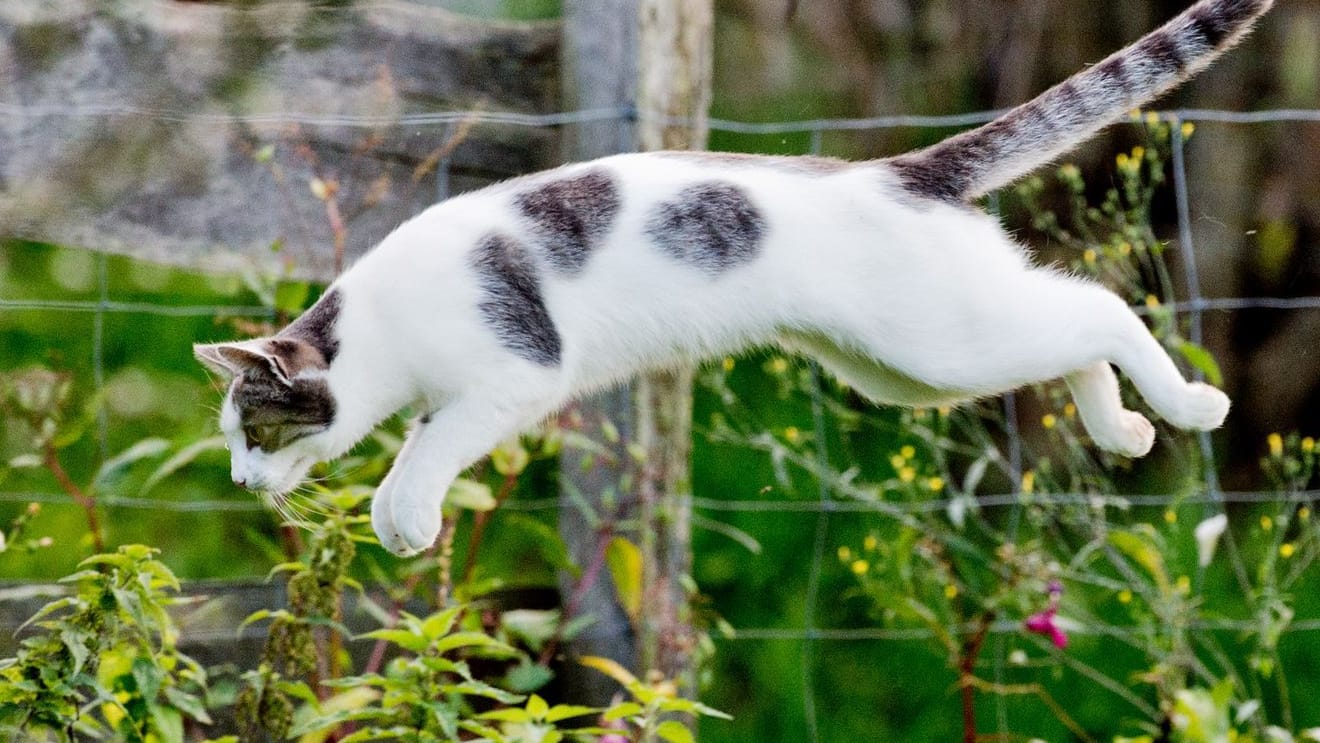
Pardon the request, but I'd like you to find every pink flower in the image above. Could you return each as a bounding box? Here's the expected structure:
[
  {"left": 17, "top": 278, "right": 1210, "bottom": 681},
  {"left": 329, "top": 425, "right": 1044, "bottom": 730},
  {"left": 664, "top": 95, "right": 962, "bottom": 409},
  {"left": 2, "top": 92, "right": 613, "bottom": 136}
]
[{"left": 1024, "top": 606, "right": 1069, "bottom": 649}]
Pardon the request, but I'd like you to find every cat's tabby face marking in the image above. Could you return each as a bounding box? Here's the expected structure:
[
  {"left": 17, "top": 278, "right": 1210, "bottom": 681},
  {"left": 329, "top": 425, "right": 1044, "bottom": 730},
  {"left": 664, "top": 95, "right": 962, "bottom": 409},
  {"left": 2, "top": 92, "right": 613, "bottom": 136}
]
[
  {"left": 515, "top": 169, "right": 621, "bottom": 275},
  {"left": 470, "top": 233, "right": 562, "bottom": 366},
  {"left": 646, "top": 182, "right": 766, "bottom": 275}
]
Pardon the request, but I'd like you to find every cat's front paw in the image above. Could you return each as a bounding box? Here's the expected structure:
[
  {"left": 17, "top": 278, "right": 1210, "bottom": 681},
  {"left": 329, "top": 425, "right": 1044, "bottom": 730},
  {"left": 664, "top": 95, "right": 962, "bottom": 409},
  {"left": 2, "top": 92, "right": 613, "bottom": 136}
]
[{"left": 371, "top": 480, "right": 441, "bottom": 557}]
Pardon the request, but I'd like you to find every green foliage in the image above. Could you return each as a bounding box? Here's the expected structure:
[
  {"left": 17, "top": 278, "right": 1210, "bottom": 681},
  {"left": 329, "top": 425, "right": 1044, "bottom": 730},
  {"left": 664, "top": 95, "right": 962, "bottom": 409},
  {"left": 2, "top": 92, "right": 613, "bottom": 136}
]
[{"left": 0, "top": 545, "right": 212, "bottom": 742}]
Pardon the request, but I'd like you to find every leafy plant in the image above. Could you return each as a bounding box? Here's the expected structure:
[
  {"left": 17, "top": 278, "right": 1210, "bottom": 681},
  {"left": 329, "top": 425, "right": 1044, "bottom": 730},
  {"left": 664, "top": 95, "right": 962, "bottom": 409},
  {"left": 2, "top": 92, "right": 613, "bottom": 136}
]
[{"left": 0, "top": 545, "right": 212, "bottom": 742}]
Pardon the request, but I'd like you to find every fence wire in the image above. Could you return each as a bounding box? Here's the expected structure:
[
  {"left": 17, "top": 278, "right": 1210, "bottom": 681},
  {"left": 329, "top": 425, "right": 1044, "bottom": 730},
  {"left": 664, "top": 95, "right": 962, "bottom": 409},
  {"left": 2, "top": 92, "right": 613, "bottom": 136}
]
[{"left": 3, "top": 105, "right": 1320, "bottom": 738}]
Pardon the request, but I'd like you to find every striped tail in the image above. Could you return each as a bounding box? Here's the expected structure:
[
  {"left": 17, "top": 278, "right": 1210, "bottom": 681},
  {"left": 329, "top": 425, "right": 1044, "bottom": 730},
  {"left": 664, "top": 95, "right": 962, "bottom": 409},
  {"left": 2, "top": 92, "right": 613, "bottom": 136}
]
[{"left": 887, "top": 0, "right": 1273, "bottom": 203}]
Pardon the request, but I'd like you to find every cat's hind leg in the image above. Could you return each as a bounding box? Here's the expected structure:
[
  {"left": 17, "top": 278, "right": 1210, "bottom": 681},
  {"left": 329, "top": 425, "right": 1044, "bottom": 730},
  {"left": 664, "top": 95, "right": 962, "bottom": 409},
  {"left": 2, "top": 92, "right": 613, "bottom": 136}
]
[{"left": 1065, "top": 361, "right": 1155, "bottom": 457}]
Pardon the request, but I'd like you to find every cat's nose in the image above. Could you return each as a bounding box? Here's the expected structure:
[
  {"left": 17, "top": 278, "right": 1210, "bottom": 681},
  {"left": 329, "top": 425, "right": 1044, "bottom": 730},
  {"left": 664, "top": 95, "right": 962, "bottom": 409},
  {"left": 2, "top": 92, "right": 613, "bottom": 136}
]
[{"left": 233, "top": 475, "right": 248, "bottom": 489}]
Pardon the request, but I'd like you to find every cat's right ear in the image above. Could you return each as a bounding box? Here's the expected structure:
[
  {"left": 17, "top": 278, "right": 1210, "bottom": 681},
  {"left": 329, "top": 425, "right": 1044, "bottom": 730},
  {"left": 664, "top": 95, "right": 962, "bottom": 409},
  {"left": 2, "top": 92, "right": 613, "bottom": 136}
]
[
  {"left": 194, "top": 340, "right": 287, "bottom": 382},
  {"left": 194, "top": 342, "right": 240, "bottom": 379}
]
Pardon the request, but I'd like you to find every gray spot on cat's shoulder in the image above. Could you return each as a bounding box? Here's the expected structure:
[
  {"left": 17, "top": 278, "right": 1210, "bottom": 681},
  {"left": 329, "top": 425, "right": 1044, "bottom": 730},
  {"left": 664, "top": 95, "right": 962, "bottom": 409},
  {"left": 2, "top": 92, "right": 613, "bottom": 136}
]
[
  {"left": 515, "top": 169, "right": 621, "bottom": 274},
  {"left": 282, "top": 287, "right": 343, "bottom": 364},
  {"left": 470, "top": 233, "right": 562, "bottom": 367},
  {"left": 646, "top": 181, "right": 766, "bottom": 275}
]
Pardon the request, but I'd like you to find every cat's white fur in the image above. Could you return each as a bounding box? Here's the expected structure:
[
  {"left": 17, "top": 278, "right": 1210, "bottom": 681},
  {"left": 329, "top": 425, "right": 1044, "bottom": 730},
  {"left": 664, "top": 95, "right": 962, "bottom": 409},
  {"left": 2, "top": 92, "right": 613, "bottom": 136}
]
[{"left": 198, "top": 0, "right": 1270, "bottom": 556}]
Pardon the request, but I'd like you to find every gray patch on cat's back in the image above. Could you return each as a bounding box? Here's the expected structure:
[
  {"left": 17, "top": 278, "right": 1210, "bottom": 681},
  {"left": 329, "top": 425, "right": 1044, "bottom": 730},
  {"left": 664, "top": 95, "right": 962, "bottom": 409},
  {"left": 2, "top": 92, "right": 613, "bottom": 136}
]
[
  {"left": 470, "top": 233, "right": 562, "bottom": 367},
  {"left": 282, "top": 287, "right": 343, "bottom": 364},
  {"left": 645, "top": 182, "right": 766, "bottom": 275},
  {"left": 514, "top": 169, "right": 621, "bottom": 274}
]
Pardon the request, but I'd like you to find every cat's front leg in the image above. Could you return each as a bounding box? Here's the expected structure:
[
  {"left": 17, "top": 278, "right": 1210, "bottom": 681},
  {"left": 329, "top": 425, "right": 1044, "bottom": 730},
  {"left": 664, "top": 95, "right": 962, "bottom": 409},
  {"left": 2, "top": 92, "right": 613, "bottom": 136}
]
[{"left": 372, "top": 390, "right": 555, "bottom": 556}]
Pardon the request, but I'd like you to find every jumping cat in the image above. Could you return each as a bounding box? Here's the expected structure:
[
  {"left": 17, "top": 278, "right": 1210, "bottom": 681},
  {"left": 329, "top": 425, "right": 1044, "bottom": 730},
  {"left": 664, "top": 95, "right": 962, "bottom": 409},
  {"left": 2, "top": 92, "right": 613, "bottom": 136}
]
[{"left": 196, "top": 0, "right": 1272, "bottom": 556}]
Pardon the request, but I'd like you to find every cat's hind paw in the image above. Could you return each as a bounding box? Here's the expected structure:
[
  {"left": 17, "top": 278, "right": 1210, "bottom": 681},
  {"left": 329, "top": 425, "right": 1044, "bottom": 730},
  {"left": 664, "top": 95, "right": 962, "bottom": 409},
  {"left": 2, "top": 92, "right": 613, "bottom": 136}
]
[
  {"left": 1165, "top": 382, "right": 1231, "bottom": 432},
  {"left": 1091, "top": 409, "right": 1156, "bottom": 458}
]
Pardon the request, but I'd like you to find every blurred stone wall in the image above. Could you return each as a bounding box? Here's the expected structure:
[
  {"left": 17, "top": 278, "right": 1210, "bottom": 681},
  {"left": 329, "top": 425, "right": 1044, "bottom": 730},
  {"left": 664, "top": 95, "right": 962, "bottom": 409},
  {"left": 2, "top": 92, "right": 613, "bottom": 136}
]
[{"left": 0, "top": 0, "right": 560, "bottom": 279}]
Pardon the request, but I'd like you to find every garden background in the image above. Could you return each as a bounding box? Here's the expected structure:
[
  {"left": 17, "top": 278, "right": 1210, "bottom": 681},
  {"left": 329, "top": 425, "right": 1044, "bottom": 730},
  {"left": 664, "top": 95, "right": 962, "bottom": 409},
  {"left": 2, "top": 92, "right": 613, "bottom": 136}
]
[{"left": 2, "top": 1, "right": 1320, "bottom": 741}]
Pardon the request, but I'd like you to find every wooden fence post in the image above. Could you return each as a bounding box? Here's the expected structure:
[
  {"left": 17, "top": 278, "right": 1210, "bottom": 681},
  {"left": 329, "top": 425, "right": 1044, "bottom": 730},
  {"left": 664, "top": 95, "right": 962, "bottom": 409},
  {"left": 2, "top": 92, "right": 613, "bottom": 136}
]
[
  {"left": 557, "top": 0, "right": 640, "bottom": 708},
  {"left": 636, "top": 0, "right": 713, "bottom": 693}
]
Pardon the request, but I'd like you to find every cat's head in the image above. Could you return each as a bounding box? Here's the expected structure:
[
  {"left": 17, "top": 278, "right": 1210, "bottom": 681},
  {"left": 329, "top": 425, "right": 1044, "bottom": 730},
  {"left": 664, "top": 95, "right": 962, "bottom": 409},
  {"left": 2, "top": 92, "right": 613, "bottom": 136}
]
[
  {"left": 194, "top": 335, "right": 338, "bottom": 496},
  {"left": 196, "top": 289, "right": 345, "bottom": 495}
]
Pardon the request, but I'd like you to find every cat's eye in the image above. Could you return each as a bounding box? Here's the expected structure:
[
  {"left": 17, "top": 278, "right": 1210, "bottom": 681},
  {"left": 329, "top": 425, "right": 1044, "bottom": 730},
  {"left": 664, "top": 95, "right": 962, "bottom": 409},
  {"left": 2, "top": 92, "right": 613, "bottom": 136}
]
[{"left": 243, "top": 424, "right": 280, "bottom": 451}]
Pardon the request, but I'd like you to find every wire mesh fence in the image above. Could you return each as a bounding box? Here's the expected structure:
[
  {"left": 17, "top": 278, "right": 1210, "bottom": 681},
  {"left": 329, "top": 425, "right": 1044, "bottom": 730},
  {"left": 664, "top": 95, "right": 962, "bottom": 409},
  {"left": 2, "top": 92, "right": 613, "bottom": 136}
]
[{"left": 2, "top": 104, "right": 1319, "bottom": 738}]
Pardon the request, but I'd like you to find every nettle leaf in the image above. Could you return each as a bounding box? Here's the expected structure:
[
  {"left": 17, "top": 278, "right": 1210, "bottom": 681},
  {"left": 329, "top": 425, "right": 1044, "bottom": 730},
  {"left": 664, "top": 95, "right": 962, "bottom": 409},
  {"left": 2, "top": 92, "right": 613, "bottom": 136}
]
[
  {"left": 605, "top": 537, "right": 644, "bottom": 622},
  {"left": 446, "top": 478, "right": 497, "bottom": 512},
  {"left": 1177, "top": 341, "right": 1224, "bottom": 387},
  {"left": 420, "top": 606, "right": 463, "bottom": 641},
  {"left": 92, "top": 438, "right": 171, "bottom": 493},
  {"left": 434, "top": 631, "right": 518, "bottom": 657},
  {"left": 140, "top": 436, "right": 227, "bottom": 495},
  {"left": 655, "top": 720, "right": 696, "bottom": 743},
  {"left": 357, "top": 628, "right": 428, "bottom": 653}
]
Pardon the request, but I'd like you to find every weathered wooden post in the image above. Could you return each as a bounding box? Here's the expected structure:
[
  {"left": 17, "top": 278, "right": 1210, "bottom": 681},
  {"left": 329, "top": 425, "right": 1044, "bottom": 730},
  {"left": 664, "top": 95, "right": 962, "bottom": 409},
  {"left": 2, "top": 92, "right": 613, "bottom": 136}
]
[
  {"left": 557, "top": 0, "right": 711, "bottom": 714},
  {"left": 635, "top": 0, "right": 712, "bottom": 693},
  {"left": 557, "top": 0, "right": 641, "bottom": 708}
]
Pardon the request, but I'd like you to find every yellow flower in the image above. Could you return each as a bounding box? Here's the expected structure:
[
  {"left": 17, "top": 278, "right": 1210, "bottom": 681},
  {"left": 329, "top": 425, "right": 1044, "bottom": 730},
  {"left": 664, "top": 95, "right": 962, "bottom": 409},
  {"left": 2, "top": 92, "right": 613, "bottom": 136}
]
[
  {"left": 1132, "top": 146, "right": 1146, "bottom": 161},
  {"left": 1299, "top": 506, "right": 1311, "bottom": 522},
  {"left": 863, "top": 535, "right": 879, "bottom": 552},
  {"left": 722, "top": 357, "right": 735, "bottom": 372},
  {"left": 1164, "top": 509, "right": 1178, "bottom": 524},
  {"left": 944, "top": 584, "right": 959, "bottom": 599},
  {"left": 1302, "top": 437, "right": 1315, "bottom": 454},
  {"left": 1041, "top": 414, "right": 1057, "bottom": 430},
  {"left": 1181, "top": 121, "right": 1196, "bottom": 139},
  {"left": 937, "top": 406, "right": 952, "bottom": 417},
  {"left": 1118, "top": 242, "right": 1133, "bottom": 257},
  {"left": 890, "top": 454, "right": 906, "bottom": 470},
  {"left": 899, "top": 467, "right": 916, "bottom": 483},
  {"left": 1117, "top": 589, "right": 1133, "bottom": 604},
  {"left": 900, "top": 445, "right": 916, "bottom": 460},
  {"left": 851, "top": 560, "right": 870, "bottom": 576},
  {"left": 784, "top": 426, "right": 801, "bottom": 444},
  {"left": 927, "top": 477, "right": 945, "bottom": 492},
  {"left": 837, "top": 546, "right": 852, "bottom": 562},
  {"left": 1146, "top": 111, "right": 1162, "bottom": 128},
  {"left": 1261, "top": 515, "right": 1274, "bottom": 532},
  {"left": 1063, "top": 403, "right": 1077, "bottom": 420},
  {"left": 1280, "top": 543, "right": 1296, "bottom": 559},
  {"left": 1021, "top": 470, "right": 1036, "bottom": 495},
  {"left": 769, "top": 357, "right": 789, "bottom": 375},
  {"left": 1083, "top": 248, "right": 1098, "bottom": 265},
  {"left": 1116, "top": 152, "right": 1131, "bottom": 170},
  {"left": 1268, "top": 432, "right": 1284, "bottom": 457},
  {"left": 1145, "top": 294, "right": 1161, "bottom": 310},
  {"left": 1176, "top": 575, "right": 1191, "bottom": 595}
]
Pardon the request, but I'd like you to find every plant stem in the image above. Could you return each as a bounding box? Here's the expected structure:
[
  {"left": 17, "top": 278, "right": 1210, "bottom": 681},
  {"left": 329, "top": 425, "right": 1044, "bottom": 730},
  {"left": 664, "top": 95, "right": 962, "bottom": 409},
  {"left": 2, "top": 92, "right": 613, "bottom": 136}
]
[
  {"left": 43, "top": 445, "right": 104, "bottom": 554},
  {"left": 460, "top": 473, "right": 518, "bottom": 587},
  {"left": 538, "top": 524, "right": 614, "bottom": 667},
  {"left": 959, "top": 611, "right": 996, "bottom": 743}
]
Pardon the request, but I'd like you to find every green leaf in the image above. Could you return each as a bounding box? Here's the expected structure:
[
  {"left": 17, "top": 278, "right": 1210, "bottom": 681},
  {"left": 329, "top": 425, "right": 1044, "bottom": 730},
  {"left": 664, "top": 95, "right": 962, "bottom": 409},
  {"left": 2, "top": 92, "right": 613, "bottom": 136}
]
[
  {"left": 603, "top": 702, "right": 644, "bottom": 721},
  {"left": 1108, "top": 530, "right": 1169, "bottom": 593},
  {"left": 504, "top": 659, "right": 555, "bottom": 693},
  {"left": 1178, "top": 341, "right": 1224, "bottom": 387},
  {"left": 92, "top": 438, "right": 171, "bottom": 492},
  {"left": 544, "top": 704, "right": 597, "bottom": 723},
  {"left": 163, "top": 686, "right": 212, "bottom": 725},
  {"left": 445, "top": 478, "right": 497, "bottom": 512},
  {"left": 605, "top": 537, "right": 644, "bottom": 622},
  {"left": 434, "top": 632, "right": 518, "bottom": 657},
  {"left": 419, "top": 606, "right": 463, "bottom": 640},
  {"left": 655, "top": 720, "right": 695, "bottom": 743},
  {"left": 140, "top": 436, "right": 228, "bottom": 495},
  {"left": 357, "top": 628, "right": 428, "bottom": 653}
]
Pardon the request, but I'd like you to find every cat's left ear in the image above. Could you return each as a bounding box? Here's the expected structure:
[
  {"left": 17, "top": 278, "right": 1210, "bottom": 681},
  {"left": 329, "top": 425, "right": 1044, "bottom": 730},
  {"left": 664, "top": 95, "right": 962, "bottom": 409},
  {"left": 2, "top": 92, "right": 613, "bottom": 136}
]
[{"left": 193, "top": 340, "right": 292, "bottom": 385}]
